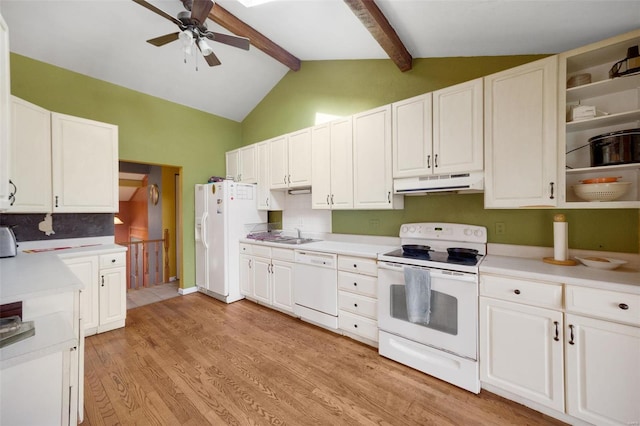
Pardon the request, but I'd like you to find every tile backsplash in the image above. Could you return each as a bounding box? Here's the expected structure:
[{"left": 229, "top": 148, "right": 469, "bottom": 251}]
[{"left": 0, "top": 213, "right": 114, "bottom": 242}]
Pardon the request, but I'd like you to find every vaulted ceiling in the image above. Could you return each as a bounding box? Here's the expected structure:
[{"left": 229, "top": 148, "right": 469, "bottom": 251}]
[{"left": 2, "top": 0, "right": 639, "bottom": 122}]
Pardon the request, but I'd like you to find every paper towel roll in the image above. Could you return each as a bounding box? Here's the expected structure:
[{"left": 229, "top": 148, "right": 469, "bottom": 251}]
[{"left": 553, "top": 219, "right": 568, "bottom": 261}]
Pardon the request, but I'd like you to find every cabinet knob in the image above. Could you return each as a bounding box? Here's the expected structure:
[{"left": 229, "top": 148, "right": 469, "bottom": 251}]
[
  {"left": 111, "top": 258, "right": 116, "bottom": 263},
  {"left": 514, "top": 289, "right": 521, "bottom": 295},
  {"left": 353, "top": 282, "right": 357, "bottom": 287},
  {"left": 619, "top": 303, "right": 629, "bottom": 310},
  {"left": 354, "top": 324, "right": 358, "bottom": 328},
  {"left": 353, "top": 264, "right": 357, "bottom": 268},
  {"left": 354, "top": 303, "right": 358, "bottom": 308}
]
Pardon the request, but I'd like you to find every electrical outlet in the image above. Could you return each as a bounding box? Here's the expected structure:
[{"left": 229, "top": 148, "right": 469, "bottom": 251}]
[
  {"left": 369, "top": 219, "right": 380, "bottom": 229},
  {"left": 495, "top": 222, "right": 506, "bottom": 235}
]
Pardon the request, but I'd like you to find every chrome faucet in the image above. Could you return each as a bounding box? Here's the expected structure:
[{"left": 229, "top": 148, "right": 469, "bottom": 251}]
[{"left": 294, "top": 227, "right": 302, "bottom": 239}]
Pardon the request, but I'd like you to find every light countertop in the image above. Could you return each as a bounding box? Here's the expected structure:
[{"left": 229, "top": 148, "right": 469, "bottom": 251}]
[
  {"left": 481, "top": 255, "right": 640, "bottom": 294},
  {"left": 240, "top": 238, "right": 398, "bottom": 258}
]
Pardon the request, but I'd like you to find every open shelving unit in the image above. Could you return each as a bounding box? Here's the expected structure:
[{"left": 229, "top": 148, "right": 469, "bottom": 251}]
[{"left": 558, "top": 29, "right": 640, "bottom": 208}]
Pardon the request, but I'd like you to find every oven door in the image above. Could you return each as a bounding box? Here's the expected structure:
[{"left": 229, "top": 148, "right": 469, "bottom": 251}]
[{"left": 378, "top": 261, "right": 478, "bottom": 360}]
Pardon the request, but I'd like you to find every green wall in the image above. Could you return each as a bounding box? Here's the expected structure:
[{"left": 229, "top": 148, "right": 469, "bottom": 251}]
[
  {"left": 243, "top": 58, "right": 639, "bottom": 253},
  {"left": 10, "top": 53, "right": 241, "bottom": 288}
]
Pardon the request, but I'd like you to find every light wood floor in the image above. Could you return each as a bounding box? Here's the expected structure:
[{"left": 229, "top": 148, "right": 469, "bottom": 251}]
[{"left": 83, "top": 293, "right": 566, "bottom": 425}]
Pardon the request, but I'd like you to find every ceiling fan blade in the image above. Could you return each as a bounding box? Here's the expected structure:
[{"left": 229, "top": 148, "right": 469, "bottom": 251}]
[
  {"left": 146, "top": 32, "right": 180, "bottom": 47},
  {"left": 202, "top": 50, "right": 222, "bottom": 67},
  {"left": 191, "top": 0, "right": 213, "bottom": 25},
  {"left": 131, "top": 0, "right": 183, "bottom": 27},
  {"left": 205, "top": 32, "right": 250, "bottom": 51}
]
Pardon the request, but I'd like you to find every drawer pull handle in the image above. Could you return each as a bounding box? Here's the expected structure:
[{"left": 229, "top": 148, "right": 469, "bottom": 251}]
[
  {"left": 619, "top": 303, "right": 629, "bottom": 310},
  {"left": 569, "top": 324, "right": 575, "bottom": 345},
  {"left": 101, "top": 276, "right": 105, "bottom": 287},
  {"left": 553, "top": 321, "right": 559, "bottom": 342},
  {"left": 514, "top": 289, "right": 521, "bottom": 295}
]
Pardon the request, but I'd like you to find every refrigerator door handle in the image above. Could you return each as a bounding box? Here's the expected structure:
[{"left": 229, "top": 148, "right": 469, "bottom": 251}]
[{"left": 201, "top": 213, "right": 208, "bottom": 249}]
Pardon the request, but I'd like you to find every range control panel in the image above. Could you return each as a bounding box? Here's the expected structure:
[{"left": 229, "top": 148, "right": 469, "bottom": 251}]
[{"left": 398, "top": 223, "right": 487, "bottom": 244}]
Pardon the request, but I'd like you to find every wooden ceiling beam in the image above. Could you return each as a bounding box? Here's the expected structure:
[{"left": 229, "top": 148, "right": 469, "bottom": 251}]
[
  {"left": 210, "top": 4, "right": 301, "bottom": 71},
  {"left": 343, "top": 0, "right": 412, "bottom": 72}
]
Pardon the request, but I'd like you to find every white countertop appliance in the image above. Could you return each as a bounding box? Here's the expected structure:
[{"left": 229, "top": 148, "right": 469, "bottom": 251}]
[
  {"left": 377, "top": 222, "right": 487, "bottom": 393},
  {"left": 195, "top": 181, "right": 266, "bottom": 303}
]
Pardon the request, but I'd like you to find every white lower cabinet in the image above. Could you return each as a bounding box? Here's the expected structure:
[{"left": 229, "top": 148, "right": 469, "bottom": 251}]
[
  {"left": 480, "top": 273, "right": 640, "bottom": 426},
  {"left": 239, "top": 244, "right": 294, "bottom": 314},
  {"left": 480, "top": 297, "right": 564, "bottom": 412},
  {"left": 62, "top": 249, "right": 127, "bottom": 336},
  {"left": 337, "top": 255, "right": 378, "bottom": 346}
]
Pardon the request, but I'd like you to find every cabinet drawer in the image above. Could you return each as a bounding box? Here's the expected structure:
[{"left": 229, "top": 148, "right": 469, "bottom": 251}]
[
  {"left": 251, "top": 245, "right": 271, "bottom": 258},
  {"left": 239, "top": 243, "right": 252, "bottom": 254},
  {"left": 338, "top": 291, "right": 377, "bottom": 320},
  {"left": 565, "top": 285, "right": 640, "bottom": 327},
  {"left": 338, "top": 255, "right": 377, "bottom": 276},
  {"left": 99, "top": 252, "right": 126, "bottom": 269},
  {"left": 339, "top": 310, "right": 378, "bottom": 342},
  {"left": 271, "top": 247, "right": 294, "bottom": 262},
  {"left": 338, "top": 271, "right": 377, "bottom": 298},
  {"left": 480, "top": 274, "right": 562, "bottom": 309}
]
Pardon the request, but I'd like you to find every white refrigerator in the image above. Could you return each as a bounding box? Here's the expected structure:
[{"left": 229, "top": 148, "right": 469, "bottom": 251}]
[{"left": 195, "top": 181, "right": 266, "bottom": 303}]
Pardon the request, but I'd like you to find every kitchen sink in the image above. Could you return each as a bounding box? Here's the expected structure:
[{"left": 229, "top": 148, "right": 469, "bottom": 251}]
[{"left": 274, "top": 238, "right": 319, "bottom": 245}]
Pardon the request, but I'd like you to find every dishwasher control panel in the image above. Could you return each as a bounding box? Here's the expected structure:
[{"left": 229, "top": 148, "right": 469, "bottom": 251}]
[{"left": 295, "top": 251, "right": 337, "bottom": 268}]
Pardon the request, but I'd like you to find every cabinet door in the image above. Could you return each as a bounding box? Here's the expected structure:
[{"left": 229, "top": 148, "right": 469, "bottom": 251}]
[
  {"left": 8, "top": 97, "right": 52, "bottom": 212},
  {"left": 353, "top": 105, "right": 396, "bottom": 209},
  {"left": 256, "top": 142, "right": 285, "bottom": 211},
  {"left": 433, "top": 78, "right": 483, "bottom": 174},
  {"left": 239, "top": 145, "right": 257, "bottom": 183},
  {"left": 484, "top": 56, "right": 558, "bottom": 208},
  {"left": 392, "top": 93, "right": 432, "bottom": 178},
  {"left": 272, "top": 260, "right": 294, "bottom": 313},
  {"left": 226, "top": 149, "right": 239, "bottom": 181},
  {"left": 0, "top": 13, "right": 10, "bottom": 211},
  {"left": 239, "top": 254, "right": 253, "bottom": 296},
  {"left": 252, "top": 256, "right": 272, "bottom": 305},
  {"left": 565, "top": 313, "right": 640, "bottom": 426},
  {"left": 311, "top": 123, "right": 332, "bottom": 209},
  {"left": 98, "top": 267, "right": 126, "bottom": 331},
  {"left": 480, "top": 297, "right": 564, "bottom": 412},
  {"left": 51, "top": 113, "right": 118, "bottom": 213},
  {"left": 64, "top": 256, "right": 99, "bottom": 336},
  {"left": 287, "top": 128, "right": 312, "bottom": 188},
  {"left": 329, "top": 117, "right": 353, "bottom": 209},
  {"left": 269, "top": 135, "right": 288, "bottom": 189}
]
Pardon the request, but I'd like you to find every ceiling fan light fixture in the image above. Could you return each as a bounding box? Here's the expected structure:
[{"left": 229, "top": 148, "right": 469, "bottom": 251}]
[{"left": 197, "top": 38, "right": 214, "bottom": 56}]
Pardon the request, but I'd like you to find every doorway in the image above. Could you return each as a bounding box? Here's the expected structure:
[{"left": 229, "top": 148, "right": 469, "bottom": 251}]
[{"left": 117, "top": 161, "right": 182, "bottom": 300}]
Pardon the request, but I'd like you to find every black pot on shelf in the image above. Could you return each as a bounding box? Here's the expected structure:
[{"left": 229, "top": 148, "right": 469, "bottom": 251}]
[{"left": 589, "top": 128, "right": 640, "bottom": 167}]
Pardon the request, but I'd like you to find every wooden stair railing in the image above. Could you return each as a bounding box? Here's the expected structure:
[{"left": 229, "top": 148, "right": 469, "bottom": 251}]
[{"left": 120, "top": 230, "right": 170, "bottom": 290}]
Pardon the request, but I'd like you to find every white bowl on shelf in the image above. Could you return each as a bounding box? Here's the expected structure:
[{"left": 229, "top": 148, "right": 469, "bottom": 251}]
[
  {"left": 574, "top": 256, "right": 627, "bottom": 270},
  {"left": 572, "top": 181, "right": 631, "bottom": 202}
]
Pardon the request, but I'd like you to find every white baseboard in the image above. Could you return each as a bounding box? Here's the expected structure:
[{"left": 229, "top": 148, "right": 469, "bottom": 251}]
[{"left": 178, "top": 286, "right": 198, "bottom": 295}]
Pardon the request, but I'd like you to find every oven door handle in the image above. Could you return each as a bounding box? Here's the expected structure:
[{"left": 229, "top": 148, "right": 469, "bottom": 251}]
[{"left": 378, "top": 261, "right": 477, "bottom": 282}]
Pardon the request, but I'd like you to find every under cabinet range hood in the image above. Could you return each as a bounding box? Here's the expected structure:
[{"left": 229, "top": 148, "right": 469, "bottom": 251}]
[{"left": 394, "top": 172, "right": 484, "bottom": 195}]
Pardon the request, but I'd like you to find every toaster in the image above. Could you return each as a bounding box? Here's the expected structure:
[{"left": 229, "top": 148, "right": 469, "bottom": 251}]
[{"left": 0, "top": 226, "right": 17, "bottom": 258}]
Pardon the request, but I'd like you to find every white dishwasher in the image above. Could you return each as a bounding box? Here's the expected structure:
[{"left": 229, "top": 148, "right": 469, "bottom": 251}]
[{"left": 293, "top": 250, "right": 339, "bottom": 330}]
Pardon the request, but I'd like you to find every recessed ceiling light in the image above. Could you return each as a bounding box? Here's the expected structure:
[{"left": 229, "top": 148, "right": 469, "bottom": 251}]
[{"left": 236, "top": 0, "right": 277, "bottom": 7}]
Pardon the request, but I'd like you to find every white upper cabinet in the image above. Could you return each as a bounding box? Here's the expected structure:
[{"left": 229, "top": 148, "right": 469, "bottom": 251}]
[
  {"left": 433, "top": 78, "right": 484, "bottom": 174},
  {"left": 559, "top": 29, "right": 640, "bottom": 208},
  {"left": 268, "top": 134, "right": 288, "bottom": 189},
  {"left": 311, "top": 117, "right": 353, "bottom": 209},
  {"left": 287, "top": 128, "right": 312, "bottom": 188},
  {"left": 51, "top": 112, "right": 119, "bottom": 213},
  {"left": 353, "top": 105, "right": 403, "bottom": 209},
  {"left": 269, "top": 129, "right": 312, "bottom": 190},
  {"left": 0, "top": 13, "right": 10, "bottom": 212},
  {"left": 392, "top": 78, "right": 483, "bottom": 180},
  {"left": 225, "top": 145, "right": 257, "bottom": 183},
  {"left": 256, "top": 141, "right": 284, "bottom": 211},
  {"left": 484, "top": 56, "right": 559, "bottom": 208},
  {"left": 7, "top": 99, "right": 118, "bottom": 213},
  {"left": 225, "top": 149, "right": 239, "bottom": 180},
  {"left": 392, "top": 93, "right": 433, "bottom": 178},
  {"left": 8, "top": 97, "right": 52, "bottom": 213}
]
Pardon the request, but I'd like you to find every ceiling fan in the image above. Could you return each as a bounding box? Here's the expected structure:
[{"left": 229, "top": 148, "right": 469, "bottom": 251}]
[{"left": 132, "top": 0, "right": 250, "bottom": 66}]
